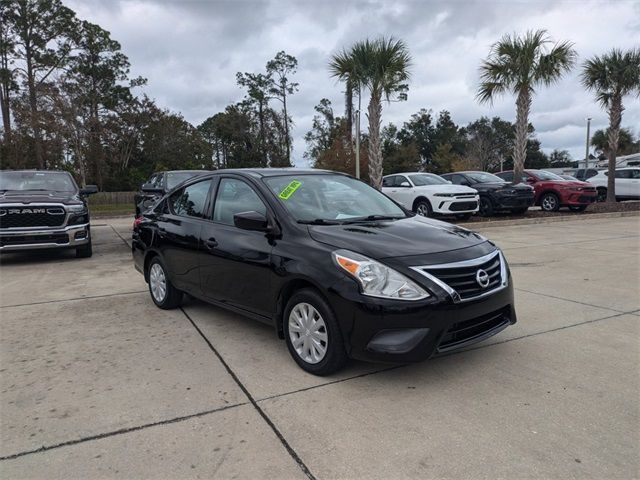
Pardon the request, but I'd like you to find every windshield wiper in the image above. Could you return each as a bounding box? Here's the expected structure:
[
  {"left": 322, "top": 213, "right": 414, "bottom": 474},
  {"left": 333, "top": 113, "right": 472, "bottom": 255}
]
[
  {"left": 297, "top": 219, "right": 343, "bottom": 225},
  {"left": 342, "top": 214, "right": 405, "bottom": 224}
]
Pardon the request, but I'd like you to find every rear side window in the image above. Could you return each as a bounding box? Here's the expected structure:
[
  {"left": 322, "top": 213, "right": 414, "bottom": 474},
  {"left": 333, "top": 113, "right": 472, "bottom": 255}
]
[
  {"left": 448, "top": 174, "right": 465, "bottom": 185},
  {"left": 213, "top": 178, "right": 267, "bottom": 225},
  {"left": 382, "top": 176, "right": 397, "bottom": 187},
  {"left": 498, "top": 172, "right": 513, "bottom": 182},
  {"left": 169, "top": 179, "right": 212, "bottom": 218},
  {"left": 630, "top": 169, "right": 640, "bottom": 179}
]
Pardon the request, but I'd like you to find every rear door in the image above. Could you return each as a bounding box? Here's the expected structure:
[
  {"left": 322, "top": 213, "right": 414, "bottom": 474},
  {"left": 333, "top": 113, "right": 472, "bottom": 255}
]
[
  {"left": 156, "top": 178, "right": 213, "bottom": 294},
  {"left": 199, "top": 176, "right": 274, "bottom": 317}
]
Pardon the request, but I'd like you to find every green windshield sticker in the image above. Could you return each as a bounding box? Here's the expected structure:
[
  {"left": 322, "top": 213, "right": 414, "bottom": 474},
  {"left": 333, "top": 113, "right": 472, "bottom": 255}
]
[{"left": 279, "top": 180, "right": 302, "bottom": 200}]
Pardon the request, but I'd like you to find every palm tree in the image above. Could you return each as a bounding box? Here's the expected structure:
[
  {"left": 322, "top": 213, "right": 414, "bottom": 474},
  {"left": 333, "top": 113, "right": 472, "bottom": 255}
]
[
  {"left": 477, "top": 30, "right": 576, "bottom": 182},
  {"left": 328, "top": 51, "right": 361, "bottom": 150},
  {"left": 581, "top": 48, "right": 640, "bottom": 202},
  {"left": 330, "top": 37, "right": 412, "bottom": 189}
]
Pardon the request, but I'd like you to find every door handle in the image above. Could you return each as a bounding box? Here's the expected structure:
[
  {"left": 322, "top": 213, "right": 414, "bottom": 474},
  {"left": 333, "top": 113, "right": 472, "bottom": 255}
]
[
  {"left": 204, "top": 238, "right": 218, "bottom": 250},
  {"left": 391, "top": 190, "right": 398, "bottom": 193}
]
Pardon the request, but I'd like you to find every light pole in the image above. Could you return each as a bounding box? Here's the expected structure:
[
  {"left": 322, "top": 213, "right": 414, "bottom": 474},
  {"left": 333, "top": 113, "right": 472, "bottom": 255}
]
[
  {"left": 585, "top": 117, "right": 592, "bottom": 173},
  {"left": 354, "top": 110, "right": 360, "bottom": 179}
]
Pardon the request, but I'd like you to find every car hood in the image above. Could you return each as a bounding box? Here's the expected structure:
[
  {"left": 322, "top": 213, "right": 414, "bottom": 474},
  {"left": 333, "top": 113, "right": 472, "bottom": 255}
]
[
  {"left": 0, "top": 191, "right": 83, "bottom": 206},
  {"left": 414, "top": 184, "right": 477, "bottom": 194},
  {"left": 308, "top": 215, "right": 489, "bottom": 260}
]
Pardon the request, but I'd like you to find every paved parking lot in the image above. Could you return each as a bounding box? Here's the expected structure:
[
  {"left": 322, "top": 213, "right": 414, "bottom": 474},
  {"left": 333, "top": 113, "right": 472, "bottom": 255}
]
[{"left": 1, "top": 214, "right": 638, "bottom": 479}]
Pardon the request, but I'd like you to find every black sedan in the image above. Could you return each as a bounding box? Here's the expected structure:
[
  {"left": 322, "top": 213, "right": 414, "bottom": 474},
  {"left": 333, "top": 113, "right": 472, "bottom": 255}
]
[
  {"left": 134, "top": 170, "right": 209, "bottom": 217},
  {"left": 441, "top": 171, "right": 534, "bottom": 216},
  {"left": 132, "top": 169, "right": 517, "bottom": 375}
]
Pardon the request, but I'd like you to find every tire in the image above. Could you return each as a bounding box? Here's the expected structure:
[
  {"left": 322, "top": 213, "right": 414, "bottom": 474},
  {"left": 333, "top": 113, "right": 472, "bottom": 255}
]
[
  {"left": 75, "top": 239, "right": 93, "bottom": 258},
  {"left": 478, "top": 196, "right": 494, "bottom": 216},
  {"left": 456, "top": 213, "right": 473, "bottom": 221},
  {"left": 284, "top": 288, "right": 348, "bottom": 376},
  {"left": 540, "top": 192, "right": 560, "bottom": 212},
  {"left": 413, "top": 199, "right": 432, "bottom": 217},
  {"left": 569, "top": 205, "right": 587, "bottom": 212},
  {"left": 511, "top": 207, "right": 528, "bottom": 215},
  {"left": 147, "top": 257, "right": 183, "bottom": 309},
  {"left": 596, "top": 188, "right": 607, "bottom": 203}
]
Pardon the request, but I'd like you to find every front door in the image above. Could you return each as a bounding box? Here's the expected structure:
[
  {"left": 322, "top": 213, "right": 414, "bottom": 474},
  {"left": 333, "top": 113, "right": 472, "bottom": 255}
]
[{"left": 199, "top": 176, "right": 273, "bottom": 317}]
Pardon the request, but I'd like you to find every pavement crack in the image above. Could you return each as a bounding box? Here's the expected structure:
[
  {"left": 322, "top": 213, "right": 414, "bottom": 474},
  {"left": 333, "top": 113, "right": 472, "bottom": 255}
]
[
  {"left": 514, "top": 288, "right": 627, "bottom": 313},
  {"left": 181, "top": 307, "right": 318, "bottom": 480},
  {"left": 0, "top": 290, "right": 147, "bottom": 309},
  {"left": 0, "top": 403, "right": 246, "bottom": 462}
]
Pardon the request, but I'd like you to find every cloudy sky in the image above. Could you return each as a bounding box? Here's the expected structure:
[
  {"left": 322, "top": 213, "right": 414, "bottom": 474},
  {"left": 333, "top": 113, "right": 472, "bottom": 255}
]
[{"left": 65, "top": 0, "right": 640, "bottom": 166}]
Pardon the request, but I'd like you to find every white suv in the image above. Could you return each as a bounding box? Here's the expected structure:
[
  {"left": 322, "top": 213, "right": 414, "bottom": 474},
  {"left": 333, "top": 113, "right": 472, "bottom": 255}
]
[
  {"left": 587, "top": 167, "right": 640, "bottom": 201},
  {"left": 382, "top": 172, "right": 479, "bottom": 219}
]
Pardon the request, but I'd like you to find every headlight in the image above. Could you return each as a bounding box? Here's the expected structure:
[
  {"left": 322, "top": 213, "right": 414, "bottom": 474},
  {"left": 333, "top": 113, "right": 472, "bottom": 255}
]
[
  {"left": 332, "top": 249, "right": 429, "bottom": 300},
  {"left": 67, "top": 204, "right": 87, "bottom": 213},
  {"left": 434, "top": 193, "right": 455, "bottom": 197}
]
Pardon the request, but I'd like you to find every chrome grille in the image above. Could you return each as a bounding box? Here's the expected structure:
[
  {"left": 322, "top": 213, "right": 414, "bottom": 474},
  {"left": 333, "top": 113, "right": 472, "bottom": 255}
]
[
  {"left": 0, "top": 205, "right": 67, "bottom": 228},
  {"left": 410, "top": 250, "right": 507, "bottom": 303}
]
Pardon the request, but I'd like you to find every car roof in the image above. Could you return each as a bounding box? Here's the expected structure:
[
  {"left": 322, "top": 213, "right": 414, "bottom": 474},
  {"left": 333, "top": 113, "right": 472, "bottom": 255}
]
[
  {"left": 206, "top": 168, "right": 336, "bottom": 178},
  {"left": 384, "top": 172, "right": 438, "bottom": 176},
  {"left": 161, "top": 170, "right": 210, "bottom": 174}
]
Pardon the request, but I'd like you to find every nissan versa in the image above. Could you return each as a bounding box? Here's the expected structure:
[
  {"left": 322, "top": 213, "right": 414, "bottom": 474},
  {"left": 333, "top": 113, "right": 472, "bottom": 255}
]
[{"left": 132, "top": 169, "right": 516, "bottom": 375}]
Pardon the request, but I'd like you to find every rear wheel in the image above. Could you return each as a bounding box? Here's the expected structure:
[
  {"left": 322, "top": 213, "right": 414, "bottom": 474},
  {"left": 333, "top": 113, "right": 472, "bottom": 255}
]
[
  {"left": 569, "top": 205, "right": 587, "bottom": 212},
  {"left": 596, "top": 188, "right": 607, "bottom": 202},
  {"left": 284, "top": 288, "right": 347, "bottom": 376},
  {"left": 148, "top": 257, "right": 182, "bottom": 309},
  {"left": 540, "top": 192, "right": 560, "bottom": 212},
  {"left": 413, "top": 199, "right": 432, "bottom": 217},
  {"left": 478, "top": 196, "right": 494, "bottom": 216}
]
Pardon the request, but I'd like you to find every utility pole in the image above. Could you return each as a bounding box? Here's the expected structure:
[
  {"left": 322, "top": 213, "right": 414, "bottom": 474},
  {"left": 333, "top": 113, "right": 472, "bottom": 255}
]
[
  {"left": 354, "top": 110, "right": 360, "bottom": 179},
  {"left": 585, "top": 117, "right": 592, "bottom": 173}
]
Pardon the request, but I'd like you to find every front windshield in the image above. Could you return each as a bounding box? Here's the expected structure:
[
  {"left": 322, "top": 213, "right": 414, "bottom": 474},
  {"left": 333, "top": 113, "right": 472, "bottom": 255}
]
[
  {"left": 167, "top": 171, "right": 207, "bottom": 190},
  {"left": 533, "top": 170, "right": 564, "bottom": 181},
  {"left": 409, "top": 174, "right": 448, "bottom": 186},
  {"left": 0, "top": 171, "right": 77, "bottom": 192},
  {"left": 264, "top": 174, "right": 406, "bottom": 223},
  {"left": 466, "top": 172, "right": 506, "bottom": 184}
]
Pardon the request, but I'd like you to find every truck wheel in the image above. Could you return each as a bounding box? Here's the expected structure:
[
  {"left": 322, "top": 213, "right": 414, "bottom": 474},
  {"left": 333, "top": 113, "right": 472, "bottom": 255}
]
[
  {"left": 284, "top": 288, "right": 348, "bottom": 376},
  {"left": 414, "top": 199, "right": 432, "bottom": 217},
  {"left": 147, "top": 257, "right": 183, "bottom": 309},
  {"left": 76, "top": 239, "right": 93, "bottom": 258},
  {"left": 540, "top": 192, "right": 560, "bottom": 212}
]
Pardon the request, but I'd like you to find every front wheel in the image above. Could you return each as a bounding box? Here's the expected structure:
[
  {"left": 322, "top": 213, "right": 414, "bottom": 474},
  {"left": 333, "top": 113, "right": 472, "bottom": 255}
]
[
  {"left": 76, "top": 239, "right": 92, "bottom": 258},
  {"left": 414, "top": 199, "right": 432, "bottom": 217},
  {"left": 284, "top": 289, "right": 348, "bottom": 376},
  {"left": 540, "top": 192, "right": 560, "bottom": 212},
  {"left": 478, "top": 196, "right": 494, "bottom": 216},
  {"left": 147, "top": 257, "right": 183, "bottom": 309},
  {"left": 569, "top": 205, "right": 587, "bottom": 212}
]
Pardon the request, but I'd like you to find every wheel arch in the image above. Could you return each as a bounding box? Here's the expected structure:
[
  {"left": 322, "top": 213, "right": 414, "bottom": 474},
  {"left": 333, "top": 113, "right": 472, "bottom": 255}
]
[
  {"left": 143, "top": 249, "right": 161, "bottom": 283},
  {"left": 274, "top": 277, "right": 330, "bottom": 339},
  {"left": 537, "top": 189, "right": 560, "bottom": 206},
  {"left": 412, "top": 196, "right": 432, "bottom": 212}
]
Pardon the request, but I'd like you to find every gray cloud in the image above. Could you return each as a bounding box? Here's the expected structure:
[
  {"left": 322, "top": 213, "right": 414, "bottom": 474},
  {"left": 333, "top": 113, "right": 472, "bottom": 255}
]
[{"left": 66, "top": 0, "right": 640, "bottom": 165}]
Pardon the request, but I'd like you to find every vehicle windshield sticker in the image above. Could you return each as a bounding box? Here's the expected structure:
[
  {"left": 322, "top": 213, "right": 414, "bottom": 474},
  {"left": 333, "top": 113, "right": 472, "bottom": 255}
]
[{"left": 279, "top": 180, "right": 302, "bottom": 200}]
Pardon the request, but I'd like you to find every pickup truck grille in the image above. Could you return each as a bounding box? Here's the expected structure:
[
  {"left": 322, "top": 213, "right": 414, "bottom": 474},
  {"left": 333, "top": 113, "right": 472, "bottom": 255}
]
[
  {"left": 411, "top": 250, "right": 506, "bottom": 302},
  {"left": 0, "top": 206, "right": 66, "bottom": 228}
]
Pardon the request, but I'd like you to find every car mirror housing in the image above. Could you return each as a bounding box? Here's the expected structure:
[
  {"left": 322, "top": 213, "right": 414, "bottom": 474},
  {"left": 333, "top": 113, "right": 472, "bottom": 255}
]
[
  {"left": 400, "top": 182, "right": 411, "bottom": 187},
  {"left": 141, "top": 184, "right": 164, "bottom": 193},
  {"left": 80, "top": 185, "right": 98, "bottom": 195},
  {"left": 234, "top": 211, "right": 270, "bottom": 231}
]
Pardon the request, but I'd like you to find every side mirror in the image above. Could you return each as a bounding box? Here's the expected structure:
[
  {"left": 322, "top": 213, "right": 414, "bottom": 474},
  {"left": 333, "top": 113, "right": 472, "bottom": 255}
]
[
  {"left": 234, "top": 211, "right": 270, "bottom": 231},
  {"left": 142, "top": 183, "right": 164, "bottom": 193},
  {"left": 80, "top": 185, "right": 98, "bottom": 195},
  {"left": 446, "top": 180, "right": 452, "bottom": 184},
  {"left": 400, "top": 181, "right": 411, "bottom": 187}
]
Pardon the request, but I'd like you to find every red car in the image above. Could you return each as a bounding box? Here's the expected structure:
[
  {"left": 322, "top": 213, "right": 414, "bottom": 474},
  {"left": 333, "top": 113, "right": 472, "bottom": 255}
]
[{"left": 496, "top": 169, "right": 597, "bottom": 212}]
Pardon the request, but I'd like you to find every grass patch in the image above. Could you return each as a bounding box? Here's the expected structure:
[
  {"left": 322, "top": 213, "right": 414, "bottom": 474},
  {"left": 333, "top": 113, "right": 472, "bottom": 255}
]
[{"left": 89, "top": 204, "right": 134, "bottom": 217}]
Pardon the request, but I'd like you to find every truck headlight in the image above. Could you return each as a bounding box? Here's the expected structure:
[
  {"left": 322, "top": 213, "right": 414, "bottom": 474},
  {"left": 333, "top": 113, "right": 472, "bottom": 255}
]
[
  {"left": 67, "top": 204, "right": 87, "bottom": 213},
  {"left": 332, "top": 249, "right": 429, "bottom": 300}
]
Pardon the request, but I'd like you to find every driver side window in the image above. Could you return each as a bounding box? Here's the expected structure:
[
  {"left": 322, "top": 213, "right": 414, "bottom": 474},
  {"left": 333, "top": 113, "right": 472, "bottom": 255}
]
[{"left": 213, "top": 178, "right": 267, "bottom": 226}]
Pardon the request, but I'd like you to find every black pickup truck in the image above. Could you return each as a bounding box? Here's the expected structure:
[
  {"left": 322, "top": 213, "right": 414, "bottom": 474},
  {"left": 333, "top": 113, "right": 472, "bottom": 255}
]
[
  {"left": 134, "top": 170, "right": 209, "bottom": 217},
  {"left": 0, "top": 170, "right": 97, "bottom": 257}
]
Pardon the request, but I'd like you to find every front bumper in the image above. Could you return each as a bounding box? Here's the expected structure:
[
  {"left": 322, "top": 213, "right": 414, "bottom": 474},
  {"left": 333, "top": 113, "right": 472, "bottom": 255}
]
[
  {"left": 494, "top": 192, "right": 535, "bottom": 209},
  {"left": 432, "top": 196, "right": 479, "bottom": 214},
  {"left": 328, "top": 274, "right": 516, "bottom": 363},
  {"left": 0, "top": 223, "right": 90, "bottom": 252},
  {"left": 563, "top": 192, "right": 597, "bottom": 205}
]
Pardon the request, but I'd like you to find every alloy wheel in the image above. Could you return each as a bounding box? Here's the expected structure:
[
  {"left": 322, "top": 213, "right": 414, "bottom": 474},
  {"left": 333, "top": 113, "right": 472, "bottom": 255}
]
[
  {"left": 416, "top": 203, "right": 429, "bottom": 217},
  {"left": 288, "top": 302, "right": 328, "bottom": 364},
  {"left": 149, "top": 263, "right": 167, "bottom": 302},
  {"left": 541, "top": 195, "right": 558, "bottom": 211}
]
